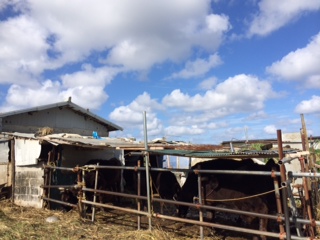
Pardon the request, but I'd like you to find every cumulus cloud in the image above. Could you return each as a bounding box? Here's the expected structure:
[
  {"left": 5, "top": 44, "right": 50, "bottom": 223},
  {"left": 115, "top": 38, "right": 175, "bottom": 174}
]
[
  {"left": 0, "top": 80, "right": 109, "bottom": 112},
  {"left": 264, "top": 125, "right": 277, "bottom": 135},
  {"left": 245, "top": 111, "right": 268, "bottom": 121},
  {"left": 61, "top": 64, "right": 121, "bottom": 88},
  {"left": 109, "top": 92, "right": 163, "bottom": 138},
  {"left": 162, "top": 74, "right": 277, "bottom": 114},
  {"left": 305, "top": 75, "right": 320, "bottom": 89},
  {"left": 164, "top": 125, "right": 204, "bottom": 137},
  {"left": 248, "top": 0, "right": 320, "bottom": 36},
  {"left": 0, "top": 81, "right": 62, "bottom": 112},
  {"left": 0, "top": 15, "right": 49, "bottom": 86},
  {"left": 169, "top": 54, "right": 222, "bottom": 79},
  {"left": 112, "top": 74, "right": 279, "bottom": 140},
  {"left": 295, "top": 95, "right": 320, "bottom": 114},
  {"left": 266, "top": 33, "right": 320, "bottom": 82},
  {"left": 0, "top": 0, "right": 231, "bottom": 111},
  {"left": 198, "top": 76, "right": 218, "bottom": 90},
  {"left": 18, "top": 0, "right": 230, "bottom": 71}
]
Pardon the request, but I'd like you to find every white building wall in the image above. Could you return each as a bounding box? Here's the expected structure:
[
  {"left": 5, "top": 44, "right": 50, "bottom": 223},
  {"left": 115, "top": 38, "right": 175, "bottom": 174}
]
[{"left": 0, "top": 141, "right": 9, "bottom": 185}]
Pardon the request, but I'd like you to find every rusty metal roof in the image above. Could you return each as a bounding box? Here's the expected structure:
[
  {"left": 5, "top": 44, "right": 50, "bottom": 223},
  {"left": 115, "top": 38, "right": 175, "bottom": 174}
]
[{"left": 147, "top": 149, "right": 302, "bottom": 159}]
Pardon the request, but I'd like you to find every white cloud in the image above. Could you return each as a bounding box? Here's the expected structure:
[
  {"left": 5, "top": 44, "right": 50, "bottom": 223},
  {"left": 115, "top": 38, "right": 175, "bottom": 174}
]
[
  {"left": 164, "top": 125, "right": 204, "bottom": 137},
  {"left": 266, "top": 33, "right": 320, "bottom": 82},
  {"left": 248, "top": 0, "right": 320, "bottom": 36},
  {"left": 306, "top": 75, "right": 320, "bottom": 89},
  {"left": 198, "top": 77, "right": 218, "bottom": 90},
  {"left": 109, "top": 92, "right": 163, "bottom": 137},
  {"left": 246, "top": 111, "right": 268, "bottom": 121},
  {"left": 21, "top": 0, "right": 230, "bottom": 71},
  {"left": 0, "top": 15, "right": 49, "bottom": 85},
  {"left": 0, "top": 0, "right": 231, "bottom": 111},
  {"left": 61, "top": 65, "right": 121, "bottom": 88},
  {"left": 0, "top": 81, "right": 62, "bottom": 112},
  {"left": 264, "top": 125, "right": 277, "bottom": 135},
  {"left": 0, "top": 80, "right": 109, "bottom": 112},
  {"left": 162, "top": 74, "right": 277, "bottom": 114},
  {"left": 295, "top": 95, "right": 320, "bottom": 114},
  {"left": 169, "top": 54, "right": 222, "bottom": 79}
]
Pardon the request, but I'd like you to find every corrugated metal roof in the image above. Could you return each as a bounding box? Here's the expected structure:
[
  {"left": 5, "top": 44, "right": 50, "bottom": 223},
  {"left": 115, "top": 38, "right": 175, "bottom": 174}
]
[
  {"left": 0, "top": 100, "right": 123, "bottom": 132},
  {"left": 2, "top": 132, "right": 186, "bottom": 150},
  {"left": 147, "top": 149, "right": 301, "bottom": 158}
]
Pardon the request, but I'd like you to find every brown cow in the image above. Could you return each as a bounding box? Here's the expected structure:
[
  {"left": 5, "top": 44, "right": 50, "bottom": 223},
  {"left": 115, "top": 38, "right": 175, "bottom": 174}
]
[
  {"left": 204, "top": 177, "right": 268, "bottom": 240},
  {"left": 176, "top": 158, "right": 280, "bottom": 238}
]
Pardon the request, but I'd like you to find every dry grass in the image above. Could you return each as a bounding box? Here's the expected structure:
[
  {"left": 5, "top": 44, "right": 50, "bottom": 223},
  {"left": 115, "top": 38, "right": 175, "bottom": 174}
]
[{"left": 0, "top": 200, "right": 222, "bottom": 240}]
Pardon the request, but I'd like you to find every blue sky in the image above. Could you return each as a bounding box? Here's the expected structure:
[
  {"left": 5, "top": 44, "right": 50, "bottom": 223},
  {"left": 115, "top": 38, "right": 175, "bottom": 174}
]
[{"left": 0, "top": 0, "right": 319, "bottom": 144}]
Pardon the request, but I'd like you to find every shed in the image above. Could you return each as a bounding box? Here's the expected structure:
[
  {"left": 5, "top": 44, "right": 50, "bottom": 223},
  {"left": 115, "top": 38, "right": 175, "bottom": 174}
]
[
  {"left": 0, "top": 98, "right": 124, "bottom": 208},
  {"left": 0, "top": 98, "right": 123, "bottom": 136}
]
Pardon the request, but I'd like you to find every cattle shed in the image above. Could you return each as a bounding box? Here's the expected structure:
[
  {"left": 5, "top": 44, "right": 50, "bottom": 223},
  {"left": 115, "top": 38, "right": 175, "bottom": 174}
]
[
  {"left": 0, "top": 98, "right": 126, "bottom": 207},
  {"left": 0, "top": 131, "right": 198, "bottom": 209},
  {"left": 0, "top": 98, "right": 123, "bottom": 136}
]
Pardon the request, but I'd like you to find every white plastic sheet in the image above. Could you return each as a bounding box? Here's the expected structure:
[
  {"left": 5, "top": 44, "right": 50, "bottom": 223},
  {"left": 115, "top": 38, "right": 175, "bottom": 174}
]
[
  {"left": 15, "top": 139, "right": 41, "bottom": 166},
  {"left": 0, "top": 141, "right": 9, "bottom": 163}
]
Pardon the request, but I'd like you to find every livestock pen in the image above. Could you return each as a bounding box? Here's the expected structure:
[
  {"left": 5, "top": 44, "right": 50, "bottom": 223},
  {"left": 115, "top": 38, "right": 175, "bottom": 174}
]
[{"left": 40, "top": 145, "right": 320, "bottom": 239}]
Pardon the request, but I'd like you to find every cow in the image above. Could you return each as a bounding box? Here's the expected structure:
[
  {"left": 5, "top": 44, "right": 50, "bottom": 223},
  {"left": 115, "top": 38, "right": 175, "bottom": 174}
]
[
  {"left": 83, "top": 158, "right": 123, "bottom": 206},
  {"left": 59, "top": 158, "right": 123, "bottom": 212},
  {"left": 154, "top": 171, "right": 182, "bottom": 214},
  {"left": 204, "top": 176, "right": 269, "bottom": 240},
  {"left": 176, "top": 158, "right": 253, "bottom": 217},
  {"left": 85, "top": 158, "right": 122, "bottom": 194},
  {"left": 59, "top": 188, "right": 78, "bottom": 212},
  {"left": 175, "top": 158, "right": 280, "bottom": 237}
]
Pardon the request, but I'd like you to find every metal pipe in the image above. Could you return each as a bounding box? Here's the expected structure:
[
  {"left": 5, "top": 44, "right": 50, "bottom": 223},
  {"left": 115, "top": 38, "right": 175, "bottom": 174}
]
[
  {"left": 302, "top": 172, "right": 315, "bottom": 237},
  {"left": 277, "top": 129, "right": 291, "bottom": 240},
  {"left": 191, "top": 169, "right": 281, "bottom": 176},
  {"left": 300, "top": 114, "right": 310, "bottom": 152},
  {"left": 285, "top": 178, "right": 302, "bottom": 237},
  {"left": 80, "top": 188, "right": 320, "bottom": 227},
  {"left": 43, "top": 165, "right": 76, "bottom": 171},
  {"left": 286, "top": 171, "right": 320, "bottom": 178},
  {"left": 81, "top": 200, "right": 149, "bottom": 216},
  {"left": 143, "top": 111, "right": 152, "bottom": 230},
  {"left": 83, "top": 187, "right": 147, "bottom": 200},
  {"left": 77, "top": 169, "right": 84, "bottom": 216},
  {"left": 197, "top": 165, "right": 204, "bottom": 239},
  {"left": 10, "top": 139, "right": 15, "bottom": 205},
  {"left": 42, "top": 197, "right": 77, "bottom": 209},
  {"left": 80, "top": 167, "right": 86, "bottom": 218},
  {"left": 152, "top": 213, "right": 310, "bottom": 240},
  {"left": 137, "top": 160, "right": 141, "bottom": 230},
  {"left": 272, "top": 171, "right": 285, "bottom": 234},
  {"left": 41, "top": 184, "right": 79, "bottom": 189},
  {"left": 150, "top": 167, "right": 189, "bottom": 173},
  {"left": 91, "top": 163, "right": 99, "bottom": 222},
  {"left": 44, "top": 163, "right": 143, "bottom": 171}
]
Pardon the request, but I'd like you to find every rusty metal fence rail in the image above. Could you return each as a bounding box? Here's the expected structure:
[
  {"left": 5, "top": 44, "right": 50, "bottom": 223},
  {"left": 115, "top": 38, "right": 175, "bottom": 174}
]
[{"left": 41, "top": 158, "right": 320, "bottom": 240}]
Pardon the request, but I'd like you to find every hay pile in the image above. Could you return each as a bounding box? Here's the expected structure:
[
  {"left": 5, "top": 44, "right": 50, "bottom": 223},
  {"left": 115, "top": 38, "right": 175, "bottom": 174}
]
[{"left": 0, "top": 200, "right": 220, "bottom": 240}]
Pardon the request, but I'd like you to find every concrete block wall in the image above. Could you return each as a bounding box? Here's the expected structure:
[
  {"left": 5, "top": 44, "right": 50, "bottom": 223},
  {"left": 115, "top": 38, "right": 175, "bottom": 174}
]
[{"left": 14, "top": 164, "right": 44, "bottom": 208}]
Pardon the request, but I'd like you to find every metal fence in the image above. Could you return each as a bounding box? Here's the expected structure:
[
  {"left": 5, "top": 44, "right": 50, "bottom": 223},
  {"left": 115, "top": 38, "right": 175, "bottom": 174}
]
[{"left": 41, "top": 154, "right": 320, "bottom": 240}]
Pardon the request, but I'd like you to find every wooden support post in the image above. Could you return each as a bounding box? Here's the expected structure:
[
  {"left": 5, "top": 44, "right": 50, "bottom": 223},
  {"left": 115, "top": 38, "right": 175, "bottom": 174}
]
[{"left": 10, "top": 139, "right": 15, "bottom": 204}]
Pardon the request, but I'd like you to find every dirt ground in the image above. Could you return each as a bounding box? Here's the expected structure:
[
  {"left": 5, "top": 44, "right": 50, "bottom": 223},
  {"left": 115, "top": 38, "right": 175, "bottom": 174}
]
[{"left": 0, "top": 198, "right": 264, "bottom": 240}]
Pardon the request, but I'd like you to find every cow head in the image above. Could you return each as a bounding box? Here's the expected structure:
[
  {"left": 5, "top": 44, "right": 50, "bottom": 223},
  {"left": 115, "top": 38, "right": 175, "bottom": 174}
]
[{"left": 59, "top": 187, "right": 79, "bottom": 211}]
